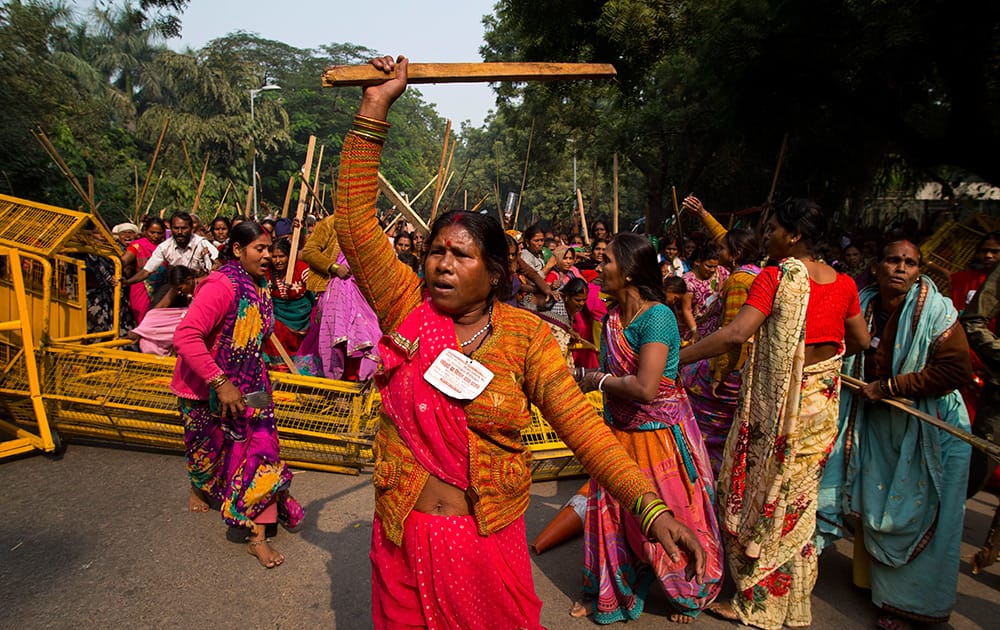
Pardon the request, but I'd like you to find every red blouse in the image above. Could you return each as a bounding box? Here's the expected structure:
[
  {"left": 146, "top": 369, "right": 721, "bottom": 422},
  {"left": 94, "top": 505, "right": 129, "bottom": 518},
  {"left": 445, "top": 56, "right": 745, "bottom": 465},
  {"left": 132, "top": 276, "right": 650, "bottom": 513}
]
[{"left": 745, "top": 265, "right": 860, "bottom": 349}]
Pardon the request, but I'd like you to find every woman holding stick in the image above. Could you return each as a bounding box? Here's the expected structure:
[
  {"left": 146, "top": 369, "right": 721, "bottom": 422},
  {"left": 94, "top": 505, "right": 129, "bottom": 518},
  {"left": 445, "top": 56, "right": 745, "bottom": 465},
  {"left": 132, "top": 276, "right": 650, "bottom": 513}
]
[
  {"left": 336, "top": 54, "right": 706, "bottom": 629},
  {"left": 679, "top": 199, "right": 869, "bottom": 629},
  {"left": 816, "top": 240, "right": 972, "bottom": 630}
]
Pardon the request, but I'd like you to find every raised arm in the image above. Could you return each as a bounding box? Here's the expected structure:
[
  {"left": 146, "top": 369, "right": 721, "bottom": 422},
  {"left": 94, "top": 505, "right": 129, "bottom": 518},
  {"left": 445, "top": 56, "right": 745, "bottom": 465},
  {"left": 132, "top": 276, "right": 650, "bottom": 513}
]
[{"left": 334, "top": 55, "right": 422, "bottom": 333}]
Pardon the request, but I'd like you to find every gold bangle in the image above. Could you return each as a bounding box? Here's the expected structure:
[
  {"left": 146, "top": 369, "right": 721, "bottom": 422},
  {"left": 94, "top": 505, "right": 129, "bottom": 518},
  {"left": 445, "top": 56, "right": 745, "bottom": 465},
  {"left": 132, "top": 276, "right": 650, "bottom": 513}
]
[{"left": 207, "top": 373, "right": 229, "bottom": 390}]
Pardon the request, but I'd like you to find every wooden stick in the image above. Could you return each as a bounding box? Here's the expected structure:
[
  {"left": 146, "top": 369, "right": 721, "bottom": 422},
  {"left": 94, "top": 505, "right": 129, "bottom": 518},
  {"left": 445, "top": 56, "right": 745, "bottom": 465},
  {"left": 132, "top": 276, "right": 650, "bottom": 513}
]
[
  {"left": 32, "top": 126, "right": 89, "bottom": 206},
  {"left": 577, "top": 189, "right": 589, "bottom": 243},
  {"left": 243, "top": 185, "right": 254, "bottom": 217},
  {"left": 612, "top": 152, "right": 619, "bottom": 234},
  {"left": 758, "top": 132, "right": 789, "bottom": 233},
  {"left": 671, "top": 185, "right": 684, "bottom": 240},
  {"left": 410, "top": 173, "right": 438, "bottom": 206},
  {"left": 515, "top": 118, "right": 534, "bottom": 225},
  {"left": 469, "top": 194, "right": 490, "bottom": 213},
  {"left": 445, "top": 157, "right": 472, "bottom": 212},
  {"left": 286, "top": 136, "right": 317, "bottom": 284},
  {"left": 137, "top": 116, "right": 169, "bottom": 215},
  {"left": 190, "top": 155, "right": 209, "bottom": 217},
  {"left": 383, "top": 213, "right": 403, "bottom": 234},
  {"left": 215, "top": 180, "right": 233, "bottom": 215},
  {"left": 430, "top": 120, "right": 452, "bottom": 224},
  {"left": 280, "top": 175, "right": 295, "bottom": 218},
  {"left": 841, "top": 374, "right": 1000, "bottom": 461},
  {"left": 323, "top": 62, "right": 617, "bottom": 87},
  {"left": 144, "top": 169, "right": 165, "bottom": 219},
  {"left": 181, "top": 140, "right": 197, "bottom": 184},
  {"left": 378, "top": 172, "right": 430, "bottom": 236},
  {"left": 268, "top": 334, "right": 298, "bottom": 373}
]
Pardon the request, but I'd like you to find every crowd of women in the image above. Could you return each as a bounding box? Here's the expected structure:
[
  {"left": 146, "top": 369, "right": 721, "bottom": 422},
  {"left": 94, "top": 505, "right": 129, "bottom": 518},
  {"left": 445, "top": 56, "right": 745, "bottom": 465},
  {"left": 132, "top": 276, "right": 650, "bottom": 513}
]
[{"left": 92, "top": 53, "right": 994, "bottom": 629}]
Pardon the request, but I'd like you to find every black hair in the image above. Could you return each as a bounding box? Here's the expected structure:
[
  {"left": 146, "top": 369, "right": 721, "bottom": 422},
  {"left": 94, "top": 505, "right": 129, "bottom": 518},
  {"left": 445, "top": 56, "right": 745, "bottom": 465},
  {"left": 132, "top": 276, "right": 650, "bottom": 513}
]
[
  {"left": 691, "top": 242, "right": 721, "bottom": 264},
  {"left": 168, "top": 211, "right": 193, "bottom": 227},
  {"left": 395, "top": 232, "right": 413, "bottom": 246},
  {"left": 427, "top": 211, "right": 513, "bottom": 302},
  {"left": 590, "top": 238, "right": 608, "bottom": 253},
  {"left": 270, "top": 237, "right": 292, "bottom": 256},
  {"left": 222, "top": 221, "right": 269, "bottom": 261},
  {"left": 592, "top": 220, "right": 609, "bottom": 234},
  {"left": 662, "top": 276, "right": 688, "bottom": 294},
  {"left": 773, "top": 198, "right": 828, "bottom": 254},
  {"left": 977, "top": 231, "right": 1000, "bottom": 250},
  {"left": 522, "top": 223, "right": 545, "bottom": 243},
  {"left": 142, "top": 216, "right": 166, "bottom": 231},
  {"left": 723, "top": 228, "right": 760, "bottom": 266},
  {"left": 210, "top": 215, "right": 231, "bottom": 229},
  {"left": 166, "top": 265, "right": 195, "bottom": 287},
  {"left": 563, "top": 277, "right": 588, "bottom": 298},
  {"left": 260, "top": 218, "right": 276, "bottom": 228},
  {"left": 610, "top": 233, "right": 665, "bottom": 303}
]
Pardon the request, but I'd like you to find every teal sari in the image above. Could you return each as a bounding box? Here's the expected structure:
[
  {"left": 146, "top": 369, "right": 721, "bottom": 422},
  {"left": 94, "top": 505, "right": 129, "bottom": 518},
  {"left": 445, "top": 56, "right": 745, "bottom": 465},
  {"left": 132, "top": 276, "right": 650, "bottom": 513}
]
[{"left": 817, "top": 276, "right": 970, "bottom": 622}]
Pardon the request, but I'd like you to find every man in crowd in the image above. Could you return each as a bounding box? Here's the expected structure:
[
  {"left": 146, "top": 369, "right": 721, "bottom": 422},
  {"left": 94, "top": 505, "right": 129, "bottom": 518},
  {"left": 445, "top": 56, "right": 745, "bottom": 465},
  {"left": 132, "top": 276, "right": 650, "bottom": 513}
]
[
  {"left": 120, "top": 212, "right": 217, "bottom": 288},
  {"left": 962, "top": 259, "right": 1000, "bottom": 497}
]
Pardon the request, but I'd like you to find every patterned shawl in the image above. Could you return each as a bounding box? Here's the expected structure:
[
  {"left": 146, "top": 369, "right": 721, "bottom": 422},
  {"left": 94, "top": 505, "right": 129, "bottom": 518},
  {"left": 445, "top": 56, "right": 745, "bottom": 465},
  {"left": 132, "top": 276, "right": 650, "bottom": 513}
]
[{"left": 718, "top": 258, "right": 809, "bottom": 561}]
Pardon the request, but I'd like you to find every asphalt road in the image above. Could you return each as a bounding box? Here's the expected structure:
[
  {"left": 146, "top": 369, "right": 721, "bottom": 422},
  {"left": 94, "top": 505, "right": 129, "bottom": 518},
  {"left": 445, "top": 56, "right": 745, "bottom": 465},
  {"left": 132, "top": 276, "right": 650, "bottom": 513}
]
[{"left": 1, "top": 444, "right": 997, "bottom": 629}]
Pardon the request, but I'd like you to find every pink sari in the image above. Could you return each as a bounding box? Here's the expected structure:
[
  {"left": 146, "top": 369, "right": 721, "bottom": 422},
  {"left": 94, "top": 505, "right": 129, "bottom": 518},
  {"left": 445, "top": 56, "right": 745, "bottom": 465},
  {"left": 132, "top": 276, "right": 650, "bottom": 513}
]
[{"left": 127, "top": 237, "right": 159, "bottom": 325}]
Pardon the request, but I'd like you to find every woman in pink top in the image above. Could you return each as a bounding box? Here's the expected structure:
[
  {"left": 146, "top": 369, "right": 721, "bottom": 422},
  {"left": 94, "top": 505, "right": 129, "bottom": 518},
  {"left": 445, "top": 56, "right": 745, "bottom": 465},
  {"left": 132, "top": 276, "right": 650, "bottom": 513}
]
[
  {"left": 121, "top": 217, "right": 167, "bottom": 325},
  {"left": 171, "top": 221, "right": 303, "bottom": 569}
]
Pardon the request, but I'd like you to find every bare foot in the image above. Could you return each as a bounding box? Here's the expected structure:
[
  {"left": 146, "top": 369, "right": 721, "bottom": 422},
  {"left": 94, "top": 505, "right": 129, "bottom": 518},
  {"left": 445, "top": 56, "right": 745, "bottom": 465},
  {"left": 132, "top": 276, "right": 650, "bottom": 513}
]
[
  {"left": 670, "top": 612, "right": 696, "bottom": 624},
  {"left": 706, "top": 601, "right": 739, "bottom": 621},
  {"left": 188, "top": 487, "right": 210, "bottom": 512},
  {"left": 247, "top": 536, "right": 284, "bottom": 569},
  {"left": 569, "top": 601, "right": 591, "bottom": 618},
  {"left": 876, "top": 615, "right": 912, "bottom": 630}
]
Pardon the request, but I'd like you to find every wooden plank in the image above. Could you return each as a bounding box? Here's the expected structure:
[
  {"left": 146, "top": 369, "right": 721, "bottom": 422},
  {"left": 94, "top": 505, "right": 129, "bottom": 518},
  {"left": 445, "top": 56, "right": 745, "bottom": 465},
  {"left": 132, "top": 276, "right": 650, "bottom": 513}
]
[
  {"left": 285, "top": 135, "right": 317, "bottom": 284},
  {"left": 378, "top": 172, "right": 429, "bottom": 236},
  {"left": 322, "top": 62, "right": 617, "bottom": 87}
]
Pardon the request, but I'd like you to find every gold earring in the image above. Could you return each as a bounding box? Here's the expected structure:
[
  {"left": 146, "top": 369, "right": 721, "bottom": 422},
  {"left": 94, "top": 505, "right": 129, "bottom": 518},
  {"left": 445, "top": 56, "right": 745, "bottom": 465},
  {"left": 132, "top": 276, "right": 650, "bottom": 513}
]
[{"left": 626, "top": 276, "right": 632, "bottom": 282}]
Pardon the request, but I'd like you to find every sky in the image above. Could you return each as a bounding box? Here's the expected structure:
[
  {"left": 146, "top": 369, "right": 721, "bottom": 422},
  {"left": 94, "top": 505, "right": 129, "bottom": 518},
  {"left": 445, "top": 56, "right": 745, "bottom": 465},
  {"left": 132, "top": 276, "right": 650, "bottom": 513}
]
[{"left": 166, "top": 0, "right": 499, "bottom": 127}]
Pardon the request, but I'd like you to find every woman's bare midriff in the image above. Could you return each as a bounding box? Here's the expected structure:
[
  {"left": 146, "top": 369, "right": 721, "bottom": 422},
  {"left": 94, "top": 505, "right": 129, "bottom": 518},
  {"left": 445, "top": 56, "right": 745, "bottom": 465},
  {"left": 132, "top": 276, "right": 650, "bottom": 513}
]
[
  {"left": 805, "top": 342, "right": 840, "bottom": 365},
  {"left": 413, "top": 475, "right": 474, "bottom": 516}
]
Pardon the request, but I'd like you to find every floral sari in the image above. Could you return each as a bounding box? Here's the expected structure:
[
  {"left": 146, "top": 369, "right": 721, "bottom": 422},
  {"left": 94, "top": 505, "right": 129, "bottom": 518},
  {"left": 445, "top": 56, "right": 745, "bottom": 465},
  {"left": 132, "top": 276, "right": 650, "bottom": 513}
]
[{"left": 718, "top": 258, "right": 841, "bottom": 630}]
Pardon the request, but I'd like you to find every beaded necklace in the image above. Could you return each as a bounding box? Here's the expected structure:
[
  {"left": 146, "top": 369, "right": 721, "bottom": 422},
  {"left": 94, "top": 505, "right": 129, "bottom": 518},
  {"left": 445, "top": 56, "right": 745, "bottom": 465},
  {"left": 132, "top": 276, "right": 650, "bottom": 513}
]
[{"left": 458, "top": 304, "right": 493, "bottom": 348}]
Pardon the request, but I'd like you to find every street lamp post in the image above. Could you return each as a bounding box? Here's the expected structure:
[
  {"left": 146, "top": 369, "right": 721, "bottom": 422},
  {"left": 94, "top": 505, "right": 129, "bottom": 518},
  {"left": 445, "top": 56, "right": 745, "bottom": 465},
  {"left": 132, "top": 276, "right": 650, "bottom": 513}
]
[{"left": 249, "top": 84, "right": 281, "bottom": 219}]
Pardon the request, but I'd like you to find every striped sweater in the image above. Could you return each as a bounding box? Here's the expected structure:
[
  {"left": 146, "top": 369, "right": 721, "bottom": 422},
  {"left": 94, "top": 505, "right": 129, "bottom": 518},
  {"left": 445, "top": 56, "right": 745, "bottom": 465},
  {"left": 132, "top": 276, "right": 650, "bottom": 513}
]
[{"left": 335, "top": 130, "right": 654, "bottom": 545}]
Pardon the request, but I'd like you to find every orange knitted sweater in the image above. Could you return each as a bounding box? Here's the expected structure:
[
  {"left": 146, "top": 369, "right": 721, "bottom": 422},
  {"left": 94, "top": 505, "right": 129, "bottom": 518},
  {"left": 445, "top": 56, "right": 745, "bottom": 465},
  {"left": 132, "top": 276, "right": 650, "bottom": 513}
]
[{"left": 335, "top": 130, "right": 654, "bottom": 546}]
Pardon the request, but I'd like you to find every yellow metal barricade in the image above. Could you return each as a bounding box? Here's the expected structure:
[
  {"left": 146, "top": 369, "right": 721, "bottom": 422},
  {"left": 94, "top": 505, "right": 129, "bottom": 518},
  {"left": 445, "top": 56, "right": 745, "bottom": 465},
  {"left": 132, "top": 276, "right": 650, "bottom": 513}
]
[
  {"left": 0, "top": 247, "right": 58, "bottom": 458},
  {"left": 0, "top": 193, "right": 584, "bottom": 478}
]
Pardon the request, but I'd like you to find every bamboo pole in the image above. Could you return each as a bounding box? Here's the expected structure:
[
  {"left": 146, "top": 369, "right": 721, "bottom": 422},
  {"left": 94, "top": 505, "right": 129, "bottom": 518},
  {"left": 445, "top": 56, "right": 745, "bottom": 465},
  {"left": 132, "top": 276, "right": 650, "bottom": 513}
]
[
  {"left": 840, "top": 374, "right": 1000, "bottom": 461},
  {"left": 322, "top": 62, "right": 617, "bottom": 87},
  {"left": 430, "top": 120, "right": 452, "bottom": 223},
  {"left": 280, "top": 175, "right": 295, "bottom": 218},
  {"left": 410, "top": 173, "right": 438, "bottom": 206},
  {"left": 190, "top": 156, "right": 210, "bottom": 217},
  {"left": 469, "top": 194, "right": 490, "bottom": 213},
  {"left": 377, "top": 172, "right": 430, "bottom": 236},
  {"left": 181, "top": 140, "right": 197, "bottom": 184},
  {"left": 215, "top": 180, "right": 233, "bottom": 215},
  {"left": 445, "top": 157, "right": 472, "bottom": 212},
  {"left": 137, "top": 116, "right": 170, "bottom": 215},
  {"left": 577, "top": 189, "right": 589, "bottom": 243},
  {"left": 671, "top": 185, "right": 684, "bottom": 240},
  {"left": 758, "top": 132, "right": 789, "bottom": 233},
  {"left": 286, "top": 136, "right": 317, "bottom": 284},
  {"left": 143, "top": 170, "right": 166, "bottom": 219},
  {"left": 612, "top": 152, "right": 619, "bottom": 234},
  {"left": 514, "top": 118, "right": 534, "bottom": 225}
]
